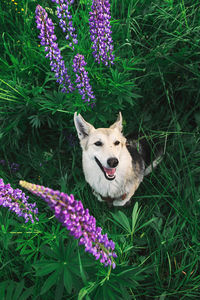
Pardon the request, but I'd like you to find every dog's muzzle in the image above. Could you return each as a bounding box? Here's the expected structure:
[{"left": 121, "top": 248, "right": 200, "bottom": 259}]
[{"left": 94, "top": 156, "right": 117, "bottom": 181}]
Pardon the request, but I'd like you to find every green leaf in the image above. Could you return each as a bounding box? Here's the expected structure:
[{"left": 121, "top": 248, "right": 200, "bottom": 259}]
[
  {"left": 194, "top": 112, "right": 200, "bottom": 125},
  {"left": 55, "top": 272, "right": 64, "bottom": 300},
  {"left": 78, "top": 282, "right": 96, "bottom": 300},
  {"left": 10, "top": 54, "right": 19, "bottom": 66},
  {"left": 119, "top": 285, "right": 132, "bottom": 300},
  {"left": 6, "top": 281, "right": 15, "bottom": 300},
  {"left": 13, "top": 280, "right": 24, "bottom": 299},
  {"left": 159, "top": 291, "right": 167, "bottom": 300},
  {"left": 40, "top": 245, "right": 59, "bottom": 259},
  {"left": 64, "top": 268, "right": 73, "bottom": 294},
  {"left": 78, "top": 287, "right": 89, "bottom": 300},
  {"left": 0, "top": 281, "right": 7, "bottom": 298},
  {"left": 110, "top": 211, "right": 131, "bottom": 233},
  {"left": 40, "top": 270, "right": 60, "bottom": 295},
  {"left": 103, "top": 285, "right": 119, "bottom": 300},
  {"left": 0, "top": 281, "right": 33, "bottom": 300},
  {"left": 35, "top": 262, "right": 60, "bottom": 276},
  {"left": 131, "top": 202, "right": 140, "bottom": 234},
  {"left": 20, "top": 287, "right": 34, "bottom": 300},
  {"left": 116, "top": 266, "right": 139, "bottom": 277},
  {"left": 135, "top": 218, "right": 158, "bottom": 233}
]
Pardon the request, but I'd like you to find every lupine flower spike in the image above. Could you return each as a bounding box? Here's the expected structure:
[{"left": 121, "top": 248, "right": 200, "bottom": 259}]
[
  {"left": 52, "top": 0, "right": 78, "bottom": 50},
  {"left": 72, "top": 54, "right": 95, "bottom": 104},
  {"left": 0, "top": 179, "right": 38, "bottom": 223},
  {"left": 89, "top": 0, "right": 114, "bottom": 65},
  {"left": 19, "top": 180, "right": 117, "bottom": 268},
  {"left": 0, "top": 160, "right": 20, "bottom": 173},
  {"left": 35, "top": 5, "right": 74, "bottom": 93}
]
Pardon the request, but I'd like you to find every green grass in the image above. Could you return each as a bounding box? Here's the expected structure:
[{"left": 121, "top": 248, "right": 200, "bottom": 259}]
[{"left": 0, "top": 0, "right": 200, "bottom": 299}]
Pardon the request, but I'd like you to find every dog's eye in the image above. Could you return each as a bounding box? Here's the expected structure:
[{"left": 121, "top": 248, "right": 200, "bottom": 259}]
[
  {"left": 94, "top": 141, "right": 103, "bottom": 146},
  {"left": 114, "top": 141, "right": 120, "bottom": 146}
]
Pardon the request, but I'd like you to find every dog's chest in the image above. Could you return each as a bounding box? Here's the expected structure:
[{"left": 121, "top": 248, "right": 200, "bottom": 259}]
[{"left": 86, "top": 170, "right": 129, "bottom": 197}]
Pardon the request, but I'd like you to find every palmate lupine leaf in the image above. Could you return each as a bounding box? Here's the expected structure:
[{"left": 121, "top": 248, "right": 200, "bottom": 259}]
[
  {"left": 33, "top": 239, "right": 80, "bottom": 296},
  {"left": 109, "top": 202, "right": 156, "bottom": 242},
  {"left": 0, "top": 280, "right": 34, "bottom": 300}
]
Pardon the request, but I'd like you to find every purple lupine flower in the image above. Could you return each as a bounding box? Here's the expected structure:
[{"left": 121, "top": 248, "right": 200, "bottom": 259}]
[
  {"left": 0, "top": 179, "right": 39, "bottom": 223},
  {"left": 19, "top": 180, "right": 117, "bottom": 268},
  {"left": 10, "top": 162, "right": 20, "bottom": 173},
  {"left": 0, "top": 160, "right": 19, "bottom": 172},
  {"left": 72, "top": 54, "right": 95, "bottom": 104},
  {"left": 52, "top": 0, "right": 78, "bottom": 50},
  {"left": 0, "top": 160, "right": 6, "bottom": 166},
  {"left": 35, "top": 5, "right": 74, "bottom": 93},
  {"left": 89, "top": 0, "right": 114, "bottom": 65},
  {"left": 63, "top": 131, "right": 77, "bottom": 147}
]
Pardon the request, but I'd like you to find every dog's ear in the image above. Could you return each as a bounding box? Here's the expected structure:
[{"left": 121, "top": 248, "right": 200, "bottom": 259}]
[
  {"left": 109, "top": 112, "right": 123, "bottom": 132},
  {"left": 74, "top": 112, "right": 95, "bottom": 140}
]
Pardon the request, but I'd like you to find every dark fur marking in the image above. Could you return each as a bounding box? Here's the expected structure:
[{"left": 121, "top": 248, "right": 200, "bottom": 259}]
[
  {"left": 126, "top": 141, "right": 144, "bottom": 174},
  {"left": 77, "top": 121, "right": 88, "bottom": 138},
  {"left": 126, "top": 133, "right": 163, "bottom": 167}
]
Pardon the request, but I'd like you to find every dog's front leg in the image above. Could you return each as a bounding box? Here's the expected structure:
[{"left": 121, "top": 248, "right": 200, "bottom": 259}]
[
  {"left": 113, "top": 180, "right": 140, "bottom": 207},
  {"left": 92, "top": 190, "right": 105, "bottom": 202}
]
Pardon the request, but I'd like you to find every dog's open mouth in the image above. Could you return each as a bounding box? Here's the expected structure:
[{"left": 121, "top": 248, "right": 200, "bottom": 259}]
[{"left": 94, "top": 157, "right": 116, "bottom": 181}]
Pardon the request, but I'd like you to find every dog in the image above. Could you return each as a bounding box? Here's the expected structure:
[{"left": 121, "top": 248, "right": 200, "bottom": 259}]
[{"left": 74, "top": 112, "right": 163, "bottom": 206}]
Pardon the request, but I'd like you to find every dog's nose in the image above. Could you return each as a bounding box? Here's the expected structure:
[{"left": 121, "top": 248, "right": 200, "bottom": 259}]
[{"left": 107, "top": 157, "right": 119, "bottom": 168}]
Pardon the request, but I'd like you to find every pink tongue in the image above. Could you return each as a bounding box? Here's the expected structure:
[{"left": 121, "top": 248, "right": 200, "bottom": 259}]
[{"left": 103, "top": 167, "right": 116, "bottom": 175}]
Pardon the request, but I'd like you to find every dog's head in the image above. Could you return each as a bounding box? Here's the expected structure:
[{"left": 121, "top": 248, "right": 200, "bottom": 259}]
[{"left": 74, "top": 112, "right": 127, "bottom": 181}]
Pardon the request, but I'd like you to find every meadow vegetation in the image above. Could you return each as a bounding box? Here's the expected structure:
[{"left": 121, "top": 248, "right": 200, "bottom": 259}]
[{"left": 0, "top": 0, "right": 200, "bottom": 299}]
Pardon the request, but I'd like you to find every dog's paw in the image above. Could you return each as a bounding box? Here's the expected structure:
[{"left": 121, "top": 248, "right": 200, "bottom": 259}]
[
  {"left": 113, "top": 197, "right": 132, "bottom": 206},
  {"left": 113, "top": 199, "right": 128, "bottom": 206}
]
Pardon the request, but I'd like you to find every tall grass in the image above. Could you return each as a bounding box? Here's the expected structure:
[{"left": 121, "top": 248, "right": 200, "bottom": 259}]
[{"left": 0, "top": 0, "right": 200, "bottom": 299}]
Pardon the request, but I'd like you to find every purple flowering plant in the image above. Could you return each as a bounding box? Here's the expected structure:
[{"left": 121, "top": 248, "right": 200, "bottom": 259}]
[
  {"left": 72, "top": 54, "right": 96, "bottom": 104},
  {"left": 19, "top": 180, "right": 117, "bottom": 269},
  {"left": 0, "top": 159, "right": 20, "bottom": 173},
  {"left": 51, "top": 0, "right": 78, "bottom": 50},
  {"left": 35, "top": 4, "right": 74, "bottom": 93},
  {"left": 0, "top": 178, "right": 39, "bottom": 223},
  {"left": 89, "top": 0, "right": 115, "bottom": 65},
  {"left": 35, "top": 0, "right": 115, "bottom": 105}
]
